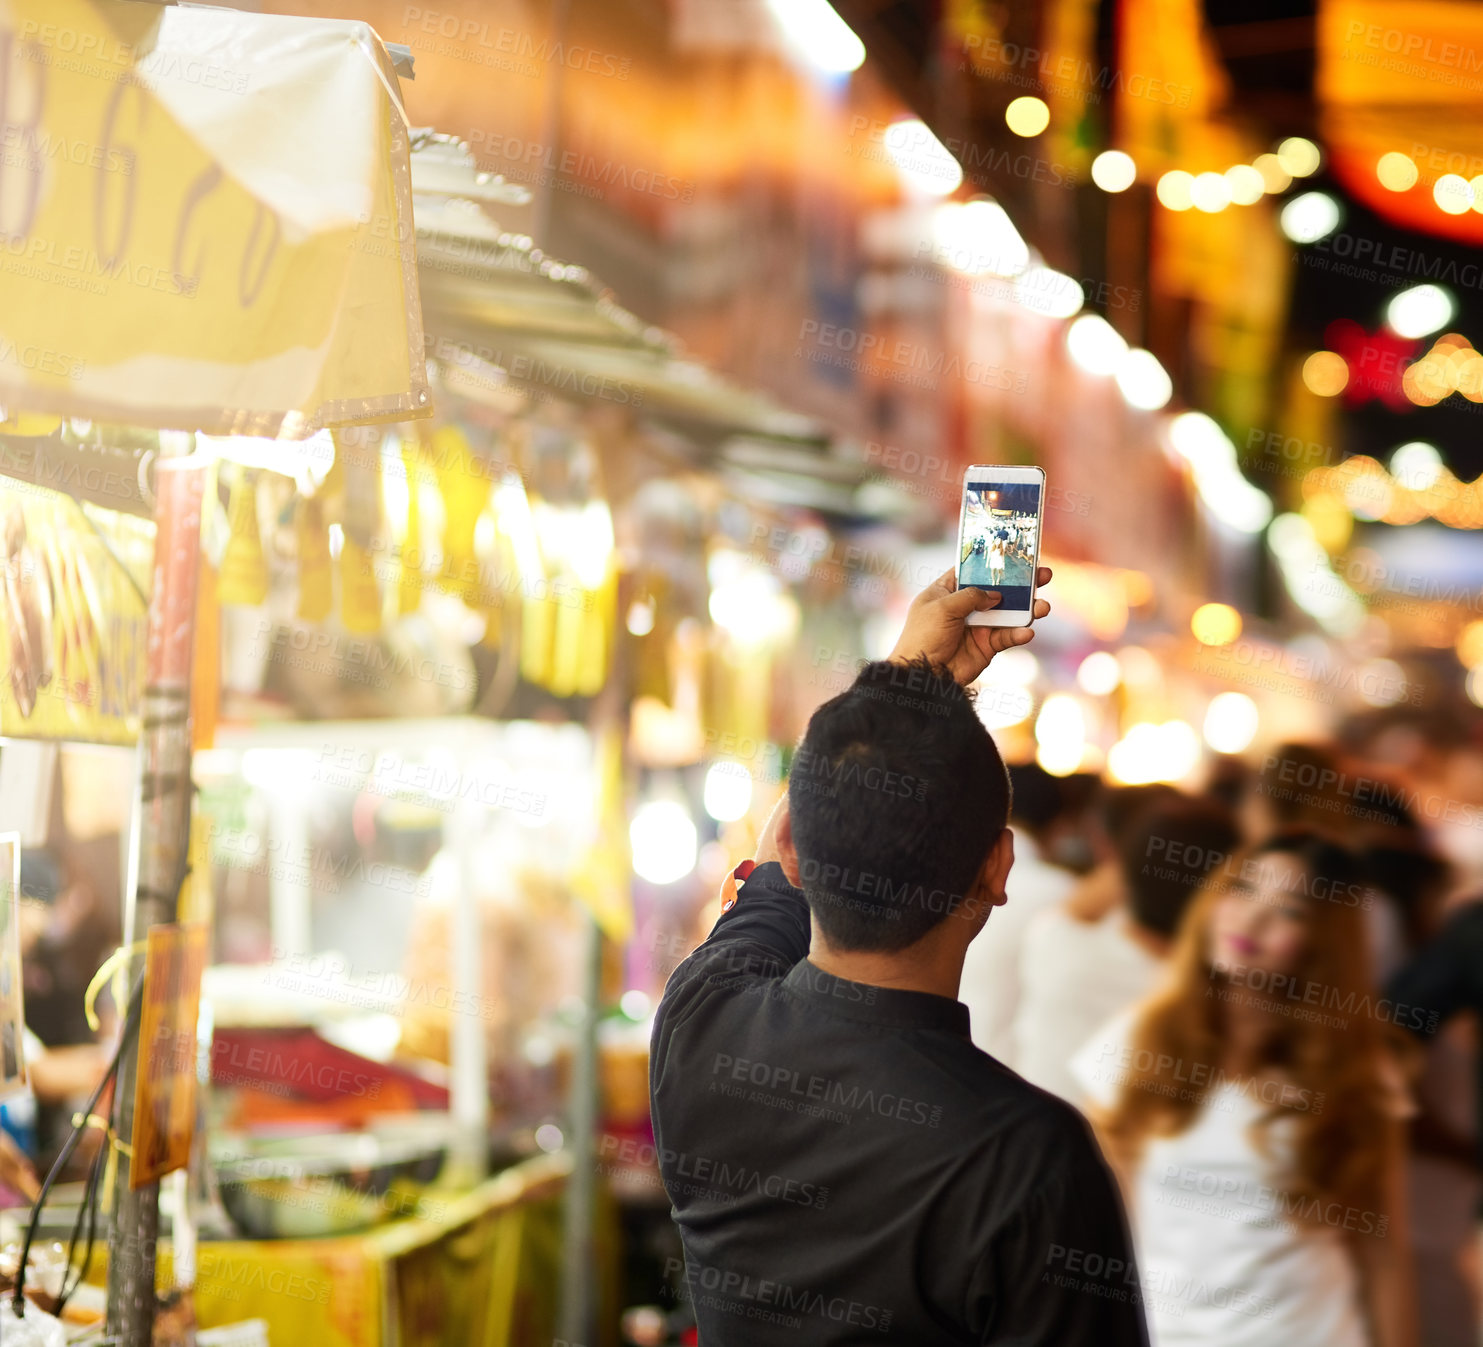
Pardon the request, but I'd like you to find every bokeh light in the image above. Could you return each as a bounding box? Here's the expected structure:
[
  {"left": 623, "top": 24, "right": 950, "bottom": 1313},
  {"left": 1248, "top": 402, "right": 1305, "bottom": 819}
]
[
  {"left": 1434, "top": 174, "right": 1475, "bottom": 214},
  {"left": 1156, "top": 170, "right": 1194, "bottom": 211},
  {"left": 1066, "top": 314, "right": 1128, "bottom": 375},
  {"left": 1389, "top": 441, "right": 1444, "bottom": 491},
  {"left": 1076, "top": 651, "right": 1122, "bottom": 696},
  {"left": 1014, "top": 266, "right": 1085, "bottom": 319},
  {"left": 1203, "top": 692, "right": 1260, "bottom": 753},
  {"left": 1277, "top": 137, "right": 1321, "bottom": 177},
  {"left": 988, "top": 647, "right": 1039, "bottom": 686},
  {"left": 1005, "top": 96, "right": 1050, "bottom": 137},
  {"left": 630, "top": 800, "right": 698, "bottom": 885},
  {"left": 1191, "top": 602, "right": 1243, "bottom": 646},
  {"left": 884, "top": 119, "right": 963, "bottom": 197},
  {"left": 765, "top": 0, "right": 866, "bottom": 73},
  {"left": 1190, "top": 171, "right": 1230, "bottom": 212},
  {"left": 1301, "top": 350, "right": 1348, "bottom": 396},
  {"left": 1280, "top": 192, "right": 1341, "bottom": 243},
  {"left": 702, "top": 761, "right": 753, "bottom": 822},
  {"left": 1115, "top": 349, "right": 1173, "bottom": 410},
  {"left": 1107, "top": 721, "right": 1201, "bottom": 785},
  {"left": 931, "top": 198, "right": 1028, "bottom": 275},
  {"left": 1376, "top": 152, "right": 1419, "bottom": 191},
  {"left": 1091, "top": 150, "right": 1137, "bottom": 192},
  {"left": 1458, "top": 619, "right": 1483, "bottom": 669},
  {"left": 1117, "top": 646, "right": 1163, "bottom": 687},
  {"left": 1035, "top": 695, "right": 1086, "bottom": 776},
  {"left": 1387, "top": 284, "right": 1454, "bottom": 339},
  {"left": 1224, "top": 164, "right": 1265, "bottom": 205},
  {"left": 1252, "top": 153, "right": 1291, "bottom": 193}
]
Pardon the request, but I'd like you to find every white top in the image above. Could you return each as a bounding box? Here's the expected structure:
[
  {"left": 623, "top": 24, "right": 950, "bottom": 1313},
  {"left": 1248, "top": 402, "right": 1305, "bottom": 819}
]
[
  {"left": 1072, "top": 1013, "right": 1368, "bottom": 1347},
  {"left": 959, "top": 831, "right": 1075, "bottom": 1062},
  {"left": 1011, "top": 908, "right": 1162, "bottom": 1105}
]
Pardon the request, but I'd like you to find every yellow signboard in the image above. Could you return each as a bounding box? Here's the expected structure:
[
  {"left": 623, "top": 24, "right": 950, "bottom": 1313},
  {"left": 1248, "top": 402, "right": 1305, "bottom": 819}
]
[{"left": 0, "top": 0, "right": 428, "bottom": 435}]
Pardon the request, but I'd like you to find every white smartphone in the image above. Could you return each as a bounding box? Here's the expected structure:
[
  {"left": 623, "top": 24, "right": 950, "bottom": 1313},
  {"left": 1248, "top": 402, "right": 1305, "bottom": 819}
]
[{"left": 956, "top": 464, "right": 1046, "bottom": 627}]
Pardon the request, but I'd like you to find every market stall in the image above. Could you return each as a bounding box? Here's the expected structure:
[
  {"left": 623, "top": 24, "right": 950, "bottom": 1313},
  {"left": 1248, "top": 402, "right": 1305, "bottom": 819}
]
[{"left": 0, "top": 1, "right": 439, "bottom": 1342}]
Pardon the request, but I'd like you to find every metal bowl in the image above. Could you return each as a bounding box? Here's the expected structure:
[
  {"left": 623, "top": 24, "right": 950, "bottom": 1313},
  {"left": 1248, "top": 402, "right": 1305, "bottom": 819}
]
[{"left": 214, "top": 1134, "right": 446, "bottom": 1239}]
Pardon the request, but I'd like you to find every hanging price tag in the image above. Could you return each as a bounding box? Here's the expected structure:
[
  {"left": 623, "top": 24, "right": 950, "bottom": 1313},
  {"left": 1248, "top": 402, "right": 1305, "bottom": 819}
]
[{"left": 130, "top": 922, "right": 209, "bottom": 1188}]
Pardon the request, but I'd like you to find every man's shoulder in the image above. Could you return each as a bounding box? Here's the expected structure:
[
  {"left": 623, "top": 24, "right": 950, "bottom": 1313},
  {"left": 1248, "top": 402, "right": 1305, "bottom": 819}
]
[
  {"left": 672, "top": 936, "right": 793, "bottom": 987},
  {"left": 651, "top": 936, "right": 792, "bottom": 1048},
  {"left": 930, "top": 1034, "right": 1101, "bottom": 1156},
  {"left": 924, "top": 1052, "right": 1113, "bottom": 1232}
]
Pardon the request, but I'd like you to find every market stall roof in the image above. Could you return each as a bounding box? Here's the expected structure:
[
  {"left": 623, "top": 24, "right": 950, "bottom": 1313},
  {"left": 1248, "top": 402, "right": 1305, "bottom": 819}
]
[
  {"left": 413, "top": 171, "right": 828, "bottom": 445},
  {"left": 415, "top": 190, "right": 672, "bottom": 352},
  {"left": 0, "top": 1, "right": 428, "bottom": 437},
  {"left": 717, "top": 436, "right": 929, "bottom": 522},
  {"left": 414, "top": 168, "right": 929, "bottom": 516}
]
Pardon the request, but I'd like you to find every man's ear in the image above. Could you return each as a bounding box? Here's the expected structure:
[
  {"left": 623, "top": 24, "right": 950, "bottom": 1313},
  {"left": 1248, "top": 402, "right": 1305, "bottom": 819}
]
[
  {"left": 982, "top": 826, "right": 1014, "bottom": 907},
  {"left": 774, "top": 803, "right": 803, "bottom": 889},
  {"left": 956, "top": 826, "right": 1015, "bottom": 935}
]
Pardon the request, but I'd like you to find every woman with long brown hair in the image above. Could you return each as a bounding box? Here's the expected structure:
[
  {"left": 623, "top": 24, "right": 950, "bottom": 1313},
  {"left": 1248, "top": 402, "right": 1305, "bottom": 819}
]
[{"left": 1072, "top": 831, "right": 1417, "bottom": 1347}]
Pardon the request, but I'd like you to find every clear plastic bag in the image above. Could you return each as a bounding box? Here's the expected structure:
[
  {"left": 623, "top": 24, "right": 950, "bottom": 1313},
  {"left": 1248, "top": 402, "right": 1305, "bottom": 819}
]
[{"left": 0, "top": 1298, "right": 66, "bottom": 1346}]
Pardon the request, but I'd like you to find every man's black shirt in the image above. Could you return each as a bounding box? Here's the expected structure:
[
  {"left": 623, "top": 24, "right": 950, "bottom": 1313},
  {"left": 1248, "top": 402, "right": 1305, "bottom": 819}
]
[{"left": 649, "top": 861, "right": 1149, "bottom": 1344}]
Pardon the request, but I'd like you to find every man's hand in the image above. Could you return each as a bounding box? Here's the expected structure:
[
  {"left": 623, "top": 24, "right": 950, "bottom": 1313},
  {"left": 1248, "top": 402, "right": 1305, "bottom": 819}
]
[{"left": 888, "top": 567, "right": 1052, "bottom": 686}]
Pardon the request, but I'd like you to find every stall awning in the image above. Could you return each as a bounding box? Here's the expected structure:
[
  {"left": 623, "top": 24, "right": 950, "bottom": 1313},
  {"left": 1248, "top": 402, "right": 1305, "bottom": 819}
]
[
  {"left": 0, "top": 0, "right": 429, "bottom": 436},
  {"left": 414, "top": 194, "right": 828, "bottom": 444}
]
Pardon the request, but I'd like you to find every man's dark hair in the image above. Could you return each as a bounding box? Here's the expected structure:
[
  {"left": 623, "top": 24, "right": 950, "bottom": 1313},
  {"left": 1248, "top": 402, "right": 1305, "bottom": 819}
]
[
  {"left": 788, "top": 658, "right": 1010, "bottom": 952},
  {"left": 1118, "top": 793, "right": 1239, "bottom": 938}
]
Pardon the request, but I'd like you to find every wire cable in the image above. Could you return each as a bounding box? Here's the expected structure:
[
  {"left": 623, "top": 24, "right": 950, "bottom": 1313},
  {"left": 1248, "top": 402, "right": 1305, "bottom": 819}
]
[
  {"left": 54, "top": 1108, "right": 109, "bottom": 1316},
  {"left": 10, "top": 975, "right": 143, "bottom": 1320}
]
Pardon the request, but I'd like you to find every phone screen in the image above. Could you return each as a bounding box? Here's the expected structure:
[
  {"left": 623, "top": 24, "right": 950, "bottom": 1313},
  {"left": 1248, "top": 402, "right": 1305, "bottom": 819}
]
[{"left": 957, "top": 476, "right": 1043, "bottom": 612}]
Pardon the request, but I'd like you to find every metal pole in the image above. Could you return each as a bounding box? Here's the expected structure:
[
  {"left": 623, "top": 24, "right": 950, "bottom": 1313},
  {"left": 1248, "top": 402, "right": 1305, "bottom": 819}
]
[
  {"left": 447, "top": 789, "right": 489, "bottom": 1185},
  {"left": 106, "top": 459, "right": 207, "bottom": 1347},
  {"left": 556, "top": 909, "right": 602, "bottom": 1347},
  {"left": 530, "top": 0, "right": 573, "bottom": 248},
  {"left": 265, "top": 789, "right": 313, "bottom": 962}
]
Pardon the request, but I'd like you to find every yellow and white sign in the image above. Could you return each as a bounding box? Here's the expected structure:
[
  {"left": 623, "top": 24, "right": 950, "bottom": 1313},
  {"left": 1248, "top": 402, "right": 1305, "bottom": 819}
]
[{"left": 0, "top": 0, "right": 429, "bottom": 435}]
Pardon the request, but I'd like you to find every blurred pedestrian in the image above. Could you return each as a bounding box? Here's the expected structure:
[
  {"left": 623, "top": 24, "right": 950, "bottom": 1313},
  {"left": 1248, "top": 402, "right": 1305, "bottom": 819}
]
[
  {"left": 959, "top": 762, "right": 1079, "bottom": 1062},
  {"left": 1240, "top": 742, "right": 1348, "bottom": 840},
  {"left": 1059, "top": 784, "right": 1180, "bottom": 925},
  {"left": 1012, "top": 794, "right": 1238, "bottom": 1105},
  {"left": 1074, "top": 832, "right": 1416, "bottom": 1347}
]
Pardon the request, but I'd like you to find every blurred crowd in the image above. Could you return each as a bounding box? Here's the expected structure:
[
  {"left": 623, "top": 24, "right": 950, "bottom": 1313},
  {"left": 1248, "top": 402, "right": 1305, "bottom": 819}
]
[{"left": 961, "top": 721, "right": 1483, "bottom": 1347}]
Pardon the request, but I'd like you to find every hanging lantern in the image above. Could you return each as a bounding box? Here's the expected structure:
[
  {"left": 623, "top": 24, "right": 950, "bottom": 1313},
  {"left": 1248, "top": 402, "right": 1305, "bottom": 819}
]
[
  {"left": 218, "top": 469, "right": 269, "bottom": 607},
  {"left": 295, "top": 494, "right": 333, "bottom": 623}
]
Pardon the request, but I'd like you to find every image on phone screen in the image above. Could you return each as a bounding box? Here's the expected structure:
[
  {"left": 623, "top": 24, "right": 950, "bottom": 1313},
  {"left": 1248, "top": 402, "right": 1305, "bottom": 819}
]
[{"left": 958, "top": 478, "right": 1042, "bottom": 612}]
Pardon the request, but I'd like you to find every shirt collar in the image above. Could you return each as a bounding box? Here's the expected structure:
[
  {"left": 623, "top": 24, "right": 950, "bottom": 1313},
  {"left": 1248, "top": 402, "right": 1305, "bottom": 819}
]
[{"left": 781, "top": 958, "right": 971, "bottom": 1038}]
